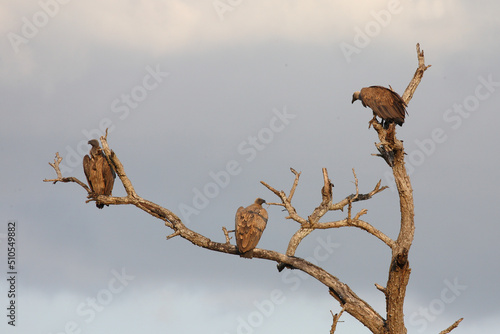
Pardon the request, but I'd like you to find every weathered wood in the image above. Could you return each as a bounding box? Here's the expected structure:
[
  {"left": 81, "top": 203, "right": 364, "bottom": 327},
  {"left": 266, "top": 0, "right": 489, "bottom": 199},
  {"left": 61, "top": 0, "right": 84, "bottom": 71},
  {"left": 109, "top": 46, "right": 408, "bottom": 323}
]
[
  {"left": 439, "top": 318, "right": 464, "bottom": 334},
  {"left": 371, "top": 43, "right": 430, "bottom": 334}
]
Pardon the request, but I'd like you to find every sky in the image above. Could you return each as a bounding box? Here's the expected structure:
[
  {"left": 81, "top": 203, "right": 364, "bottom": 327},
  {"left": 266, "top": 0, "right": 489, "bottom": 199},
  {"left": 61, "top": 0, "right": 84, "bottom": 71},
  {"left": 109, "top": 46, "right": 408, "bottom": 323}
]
[{"left": 1, "top": 0, "right": 499, "bottom": 333}]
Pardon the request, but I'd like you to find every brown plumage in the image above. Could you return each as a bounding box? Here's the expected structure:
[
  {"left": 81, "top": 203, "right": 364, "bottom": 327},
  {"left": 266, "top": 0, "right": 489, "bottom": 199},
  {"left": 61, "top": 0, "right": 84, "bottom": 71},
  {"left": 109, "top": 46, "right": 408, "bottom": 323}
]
[
  {"left": 83, "top": 139, "right": 116, "bottom": 209},
  {"left": 235, "top": 198, "right": 268, "bottom": 258},
  {"left": 352, "top": 86, "right": 408, "bottom": 129}
]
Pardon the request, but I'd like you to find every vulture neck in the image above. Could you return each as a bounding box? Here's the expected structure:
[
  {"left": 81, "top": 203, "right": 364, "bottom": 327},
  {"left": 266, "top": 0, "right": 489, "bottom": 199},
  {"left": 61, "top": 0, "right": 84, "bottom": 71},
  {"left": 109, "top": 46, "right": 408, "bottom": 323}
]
[{"left": 90, "top": 146, "right": 101, "bottom": 159}]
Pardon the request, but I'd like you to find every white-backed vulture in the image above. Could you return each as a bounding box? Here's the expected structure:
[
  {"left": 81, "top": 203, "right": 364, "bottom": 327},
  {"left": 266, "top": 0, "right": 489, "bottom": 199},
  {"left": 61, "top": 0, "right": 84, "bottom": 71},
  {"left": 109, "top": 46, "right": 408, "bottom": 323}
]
[
  {"left": 235, "top": 198, "right": 268, "bottom": 258},
  {"left": 352, "top": 86, "right": 408, "bottom": 128},
  {"left": 83, "top": 139, "right": 116, "bottom": 209}
]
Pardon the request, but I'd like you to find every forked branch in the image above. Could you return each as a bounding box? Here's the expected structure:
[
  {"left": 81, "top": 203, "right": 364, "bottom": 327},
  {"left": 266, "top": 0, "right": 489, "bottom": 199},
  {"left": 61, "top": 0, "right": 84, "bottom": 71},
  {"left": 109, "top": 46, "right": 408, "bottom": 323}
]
[
  {"left": 43, "top": 152, "right": 90, "bottom": 192},
  {"left": 262, "top": 168, "right": 392, "bottom": 256},
  {"left": 329, "top": 304, "right": 345, "bottom": 334}
]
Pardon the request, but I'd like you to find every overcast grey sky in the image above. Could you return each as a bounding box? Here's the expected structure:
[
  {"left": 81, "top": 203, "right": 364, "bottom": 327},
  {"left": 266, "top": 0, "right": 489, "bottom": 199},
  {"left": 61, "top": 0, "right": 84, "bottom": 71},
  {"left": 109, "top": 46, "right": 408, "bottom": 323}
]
[{"left": 1, "top": 1, "right": 499, "bottom": 333}]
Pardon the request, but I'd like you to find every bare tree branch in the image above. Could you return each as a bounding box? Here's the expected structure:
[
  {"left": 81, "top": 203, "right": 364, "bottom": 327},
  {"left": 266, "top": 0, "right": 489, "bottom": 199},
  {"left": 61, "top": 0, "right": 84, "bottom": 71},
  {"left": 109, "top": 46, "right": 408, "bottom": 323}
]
[
  {"left": 402, "top": 43, "right": 432, "bottom": 104},
  {"left": 166, "top": 231, "right": 180, "bottom": 240},
  {"left": 439, "top": 318, "right": 464, "bottom": 334},
  {"left": 374, "top": 283, "right": 386, "bottom": 294},
  {"left": 44, "top": 139, "right": 387, "bottom": 334},
  {"left": 373, "top": 43, "right": 431, "bottom": 334},
  {"left": 261, "top": 179, "right": 307, "bottom": 225},
  {"left": 329, "top": 178, "right": 388, "bottom": 211},
  {"left": 222, "top": 227, "right": 232, "bottom": 244},
  {"left": 100, "top": 132, "right": 138, "bottom": 198},
  {"left": 329, "top": 305, "right": 345, "bottom": 334},
  {"left": 43, "top": 152, "right": 90, "bottom": 192},
  {"left": 312, "top": 219, "right": 394, "bottom": 248},
  {"left": 263, "top": 168, "right": 391, "bottom": 255},
  {"left": 288, "top": 167, "right": 301, "bottom": 202}
]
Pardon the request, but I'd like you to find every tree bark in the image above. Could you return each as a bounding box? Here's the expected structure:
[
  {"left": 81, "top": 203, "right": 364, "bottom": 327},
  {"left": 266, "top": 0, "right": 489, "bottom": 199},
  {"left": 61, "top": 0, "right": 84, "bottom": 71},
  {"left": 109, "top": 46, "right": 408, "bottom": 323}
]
[{"left": 374, "top": 43, "right": 430, "bottom": 334}]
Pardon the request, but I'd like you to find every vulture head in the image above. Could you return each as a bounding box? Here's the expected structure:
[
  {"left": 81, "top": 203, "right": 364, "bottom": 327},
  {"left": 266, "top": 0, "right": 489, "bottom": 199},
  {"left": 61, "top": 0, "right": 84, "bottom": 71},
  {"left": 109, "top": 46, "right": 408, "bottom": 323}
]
[
  {"left": 351, "top": 91, "right": 361, "bottom": 104},
  {"left": 87, "top": 139, "right": 101, "bottom": 158},
  {"left": 255, "top": 198, "right": 266, "bottom": 206}
]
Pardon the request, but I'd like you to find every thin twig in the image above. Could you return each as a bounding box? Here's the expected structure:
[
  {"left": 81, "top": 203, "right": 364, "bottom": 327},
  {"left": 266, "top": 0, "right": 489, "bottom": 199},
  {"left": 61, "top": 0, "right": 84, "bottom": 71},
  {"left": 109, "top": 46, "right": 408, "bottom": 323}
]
[
  {"left": 330, "top": 307, "right": 345, "bottom": 334},
  {"left": 166, "top": 231, "right": 181, "bottom": 240},
  {"left": 222, "top": 227, "right": 232, "bottom": 244},
  {"left": 314, "top": 218, "right": 394, "bottom": 248},
  {"left": 439, "top": 318, "right": 463, "bottom": 334},
  {"left": 260, "top": 181, "right": 282, "bottom": 198},
  {"left": 288, "top": 168, "right": 301, "bottom": 201},
  {"left": 321, "top": 168, "right": 333, "bottom": 205},
  {"left": 43, "top": 153, "right": 90, "bottom": 192},
  {"left": 374, "top": 283, "right": 386, "bottom": 294}
]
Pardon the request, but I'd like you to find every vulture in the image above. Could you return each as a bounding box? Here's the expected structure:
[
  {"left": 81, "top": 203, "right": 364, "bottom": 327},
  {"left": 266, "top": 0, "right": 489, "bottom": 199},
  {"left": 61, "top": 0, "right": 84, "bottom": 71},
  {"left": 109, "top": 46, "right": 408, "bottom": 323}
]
[
  {"left": 235, "top": 198, "right": 268, "bottom": 258},
  {"left": 352, "top": 86, "right": 408, "bottom": 129},
  {"left": 83, "top": 139, "right": 116, "bottom": 209}
]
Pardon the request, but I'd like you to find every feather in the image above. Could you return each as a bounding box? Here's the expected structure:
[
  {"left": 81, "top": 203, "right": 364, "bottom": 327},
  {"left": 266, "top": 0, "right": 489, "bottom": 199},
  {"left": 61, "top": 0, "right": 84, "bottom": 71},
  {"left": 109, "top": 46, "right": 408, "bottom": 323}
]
[
  {"left": 235, "top": 198, "right": 268, "bottom": 258},
  {"left": 83, "top": 140, "right": 116, "bottom": 209},
  {"left": 352, "top": 86, "right": 408, "bottom": 128}
]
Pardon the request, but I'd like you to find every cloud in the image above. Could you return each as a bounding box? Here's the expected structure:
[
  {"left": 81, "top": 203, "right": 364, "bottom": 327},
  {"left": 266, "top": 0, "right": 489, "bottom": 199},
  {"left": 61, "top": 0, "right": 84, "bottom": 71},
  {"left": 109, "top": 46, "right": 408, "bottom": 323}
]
[
  {"left": 3, "top": 0, "right": 497, "bottom": 90},
  {"left": 2, "top": 1, "right": 500, "bottom": 333},
  {"left": 2, "top": 0, "right": 486, "bottom": 59}
]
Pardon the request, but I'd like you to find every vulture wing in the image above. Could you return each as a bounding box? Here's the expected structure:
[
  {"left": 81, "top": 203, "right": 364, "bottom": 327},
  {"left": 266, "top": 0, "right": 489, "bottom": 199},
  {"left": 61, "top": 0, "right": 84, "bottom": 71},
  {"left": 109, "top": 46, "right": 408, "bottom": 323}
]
[
  {"left": 235, "top": 203, "right": 268, "bottom": 257},
  {"left": 100, "top": 153, "right": 115, "bottom": 196},
  {"left": 83, "top": 141, "right": 115, "bottom": 209},
  {"left": 361, "top": 86, "right": 407, "bottom": 126},
  {"left": 89, "top": 154, "right": 114, "bottom": 209},
  {"left": 83, "top": 155, "right": 95, "bottom": 193},
  {"left": 92, "top": 154, "right": 107, "bottom": 195}
]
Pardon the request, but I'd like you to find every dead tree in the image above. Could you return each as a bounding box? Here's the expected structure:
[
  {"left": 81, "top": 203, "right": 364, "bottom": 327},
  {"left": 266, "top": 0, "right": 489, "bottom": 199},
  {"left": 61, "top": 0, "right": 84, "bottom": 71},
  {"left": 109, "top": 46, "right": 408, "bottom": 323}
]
[{"left": 44, "top": 44, "right": 462, "bottom": 333}]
